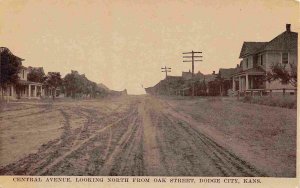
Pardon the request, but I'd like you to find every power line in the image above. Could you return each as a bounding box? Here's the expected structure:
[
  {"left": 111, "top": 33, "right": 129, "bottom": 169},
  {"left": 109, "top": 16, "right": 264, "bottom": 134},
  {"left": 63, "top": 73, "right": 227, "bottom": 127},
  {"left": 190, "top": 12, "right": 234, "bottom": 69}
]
[
  {"left": 182, "top": 51, "right": 202, "bottom": 77},
  {"left": 182, "top": 50, "right": 203, "bottom": 97},
  {"left": 161, "top": 66, "right": 171, "bottom": 78}
]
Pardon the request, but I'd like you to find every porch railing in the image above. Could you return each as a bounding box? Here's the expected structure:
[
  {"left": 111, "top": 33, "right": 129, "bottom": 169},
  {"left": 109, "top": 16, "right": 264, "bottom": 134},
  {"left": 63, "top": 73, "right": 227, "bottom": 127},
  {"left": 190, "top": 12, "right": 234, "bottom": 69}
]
[{"left": 236, "top": 88, "right": 297, "bottom": 99}]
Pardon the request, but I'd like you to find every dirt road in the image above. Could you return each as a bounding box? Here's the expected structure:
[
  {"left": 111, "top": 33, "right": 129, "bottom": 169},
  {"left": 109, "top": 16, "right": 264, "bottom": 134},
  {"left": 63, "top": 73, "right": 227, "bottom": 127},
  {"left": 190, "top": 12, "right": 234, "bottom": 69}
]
[{"left": 0, "top": 95, "right": 295, "bottom": 176}]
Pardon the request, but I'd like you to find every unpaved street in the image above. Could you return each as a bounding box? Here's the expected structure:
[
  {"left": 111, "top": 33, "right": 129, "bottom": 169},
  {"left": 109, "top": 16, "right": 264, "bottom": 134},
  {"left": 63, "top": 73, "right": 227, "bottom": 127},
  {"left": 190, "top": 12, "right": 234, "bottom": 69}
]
[{"left": 0, "top": 96, "right": 296, "bottom": 176}]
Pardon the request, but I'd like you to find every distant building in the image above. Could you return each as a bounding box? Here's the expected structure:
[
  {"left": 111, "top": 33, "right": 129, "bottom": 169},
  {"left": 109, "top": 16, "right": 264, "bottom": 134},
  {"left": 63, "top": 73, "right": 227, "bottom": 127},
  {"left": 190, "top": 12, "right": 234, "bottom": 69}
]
[
  {"left": 182, "top": 70, "right": 193, "bottom": 80},
  {"left": 218, "top": 68, "right": 237, "bottom": 96},
  {"left": 232, "top": 24, "right": 298, "bottom": 93},
  {"left": 182, "top": 70, "right": 205, "bottom": 80}
]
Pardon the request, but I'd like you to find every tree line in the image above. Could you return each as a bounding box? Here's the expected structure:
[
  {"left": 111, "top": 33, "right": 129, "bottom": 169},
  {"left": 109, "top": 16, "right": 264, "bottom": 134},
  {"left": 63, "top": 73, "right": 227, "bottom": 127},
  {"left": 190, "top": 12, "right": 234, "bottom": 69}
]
[
  {"left": 26, "top": 68, "right": 106, "bottom": 99},
  {"left": 0, "top": 47, "right": 106, "bottom": 99}
]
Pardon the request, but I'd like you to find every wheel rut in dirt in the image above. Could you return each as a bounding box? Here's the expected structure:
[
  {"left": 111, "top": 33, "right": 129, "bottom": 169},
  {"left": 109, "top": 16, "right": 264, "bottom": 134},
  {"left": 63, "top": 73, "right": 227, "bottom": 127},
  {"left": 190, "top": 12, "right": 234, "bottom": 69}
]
[{"left": 0, "top": 96, "right": 267, "bottom": 176}]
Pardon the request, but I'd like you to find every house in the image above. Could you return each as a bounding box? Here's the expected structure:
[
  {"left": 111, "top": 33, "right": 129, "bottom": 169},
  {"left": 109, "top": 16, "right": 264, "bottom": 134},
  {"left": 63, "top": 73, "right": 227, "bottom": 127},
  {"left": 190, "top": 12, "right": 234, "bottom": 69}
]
[
  {"left": 218, "top": 68, "right": 237, "bottom": 96},
  {"left": 182, "top": 70, "right": 193, "bottom": 80},
  {"left": 16, "top": 66, "right": 45, "bottom": 99},
  {"left": 182, "top": 70, "right": 205, "bottom": 80},
  {"left": 0, "top": 47, "right": 45, "bottom": 100},
  {"left": 232, "top": 24, "right": 298, "bottom": 94}
]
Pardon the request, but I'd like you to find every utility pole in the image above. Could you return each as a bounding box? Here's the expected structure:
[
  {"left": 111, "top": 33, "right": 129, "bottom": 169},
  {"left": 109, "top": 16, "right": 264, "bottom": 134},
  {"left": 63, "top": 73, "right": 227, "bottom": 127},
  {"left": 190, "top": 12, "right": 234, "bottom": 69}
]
[
  {"left": 161, "top": 66, "right": 171, "bottom": 96},
  {"left": 183, "top": 51, "right": 202, "bottom": 97},
  {"left": 161, "top": 66, "right": 171, "bottom": 79}
]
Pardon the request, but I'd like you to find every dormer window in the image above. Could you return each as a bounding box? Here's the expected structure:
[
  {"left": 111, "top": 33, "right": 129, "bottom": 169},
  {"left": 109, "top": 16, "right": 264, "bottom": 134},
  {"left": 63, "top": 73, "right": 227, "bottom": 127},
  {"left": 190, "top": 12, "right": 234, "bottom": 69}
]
[{"left": 282, "top": 53, "right": 288, "bottom": 64}]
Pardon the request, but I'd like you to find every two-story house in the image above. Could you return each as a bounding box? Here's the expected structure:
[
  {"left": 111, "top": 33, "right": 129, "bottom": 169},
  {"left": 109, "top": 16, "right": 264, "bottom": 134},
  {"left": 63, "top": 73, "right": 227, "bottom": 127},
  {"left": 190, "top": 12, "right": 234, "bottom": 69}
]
[
  {"left": 232, "top": 24, "right": 298, "bottom": 94},
  {"left": 0, "top": 47, "right": 45, "bottom": 100},
  {"left": 17, "top": 66, "right": 44, "bottom": 99}
]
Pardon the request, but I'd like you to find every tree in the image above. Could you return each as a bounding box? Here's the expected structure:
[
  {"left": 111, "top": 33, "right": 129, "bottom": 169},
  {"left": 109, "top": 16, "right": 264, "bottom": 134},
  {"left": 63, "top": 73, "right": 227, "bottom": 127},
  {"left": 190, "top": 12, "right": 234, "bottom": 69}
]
[
  {"left": 45, "top": 72, "right": 62, "bottom": 99},
  {"left": 194, "top": 79, "right": 207, "bottom": 96},
  {"left": 63, "top": 70, "right": 101, "bottom": 99},
  {"left": 27, "top": 67, "right": 46, "bottom": 83},
  {"left": 266, "top": 63, "right": 297, "bottom": 87},
  {"left": 0, "top": 47, "right": 22, "bottom": 99},
  {"left": 63, "top": 70, "right": 84, "bottom": 98}
]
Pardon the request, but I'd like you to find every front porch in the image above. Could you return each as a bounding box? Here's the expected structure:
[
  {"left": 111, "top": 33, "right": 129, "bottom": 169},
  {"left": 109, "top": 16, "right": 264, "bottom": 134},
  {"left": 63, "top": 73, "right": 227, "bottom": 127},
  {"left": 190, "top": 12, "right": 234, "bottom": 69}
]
[
  {"left": 232, "top": 74, "right": 265, "bottom": 92},
  {"left": 18, "top": 80, "right": 44, "bottom": 99},
  {"left": 232, "top": 67, "right": 266, "bottom": 95}
]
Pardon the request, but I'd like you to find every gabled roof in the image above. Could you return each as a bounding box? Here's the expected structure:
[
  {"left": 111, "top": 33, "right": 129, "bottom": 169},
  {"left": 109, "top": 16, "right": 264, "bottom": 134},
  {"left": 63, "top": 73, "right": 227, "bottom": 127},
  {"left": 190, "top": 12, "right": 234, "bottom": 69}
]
[
  {"left": 239, "top": 42, "right": 267, "bottom": 58},
  {"left": 219, "top": 68, "right": 237, "bottom": 80},
  {"left": 260, "top": 31, "right": 298, "bottom": 52},
  {"left": 239, "top": 25, "right": 298, "bottom": 58}
]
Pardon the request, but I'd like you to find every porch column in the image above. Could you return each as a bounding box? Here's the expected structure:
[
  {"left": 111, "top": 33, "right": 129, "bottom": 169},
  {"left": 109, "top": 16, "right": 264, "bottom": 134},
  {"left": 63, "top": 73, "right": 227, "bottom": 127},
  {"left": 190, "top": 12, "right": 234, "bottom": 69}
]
[
  {"left": 28, "top": 84, "right": 31, "bottom": 99},
  {"left": 38, "top": 86, "right": 41, "bottom": 97},
  {"left": 232, "top": 77, "right": 236, "bottom": 92},
  {"left": 11, "top": 85, "right": 14, "bottom": 97},
  {"left": 34, "top": 85, "right": 37, "bottom": 97},
  {"left": 246, "top": 74, "right": 249, "bottom": 90},
  {"left": 238, "top": 76, "right": 241, "bottom": 91}
]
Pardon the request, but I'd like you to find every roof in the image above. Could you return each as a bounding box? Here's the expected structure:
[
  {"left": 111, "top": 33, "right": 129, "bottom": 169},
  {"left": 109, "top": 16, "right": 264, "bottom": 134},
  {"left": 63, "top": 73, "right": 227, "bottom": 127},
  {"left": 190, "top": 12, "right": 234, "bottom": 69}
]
[
  {"left": 0, "top": 47, "right": 24, "bottom": 61},
  {"left": 239, "top": 42, "right": 267, "bottom": 58},
  {"left": 194, "top": 71, "right": 205, "bottom": 78},
  {"left": 182, "top": 71, "right": 205, "bottom": 81},
  {"left": 18, "top": 80, "right": 43, "bottom": 85},
  {"left": 239, "top": 26, "right": 298, "bottom": 58},
  {"left": 261, "top": 31, "right": 298, "bottom": 52},
  {"left": 166, "top": 76, "right": 183, "bottom": 80},
  {"left": 232, "top": 66, "right": 266, "bottom": 76},
  {"left": 20, "top": 65, "right": 28, "bottom": 70},
  {"left": 182, "top": 71, "right": 192, "bottom": 79},
  {"left": 203, "top": 74, "right": 218, "bottom": 82},
  {"left": 219, "top": 68, "right": 237, "bottom": 80}
]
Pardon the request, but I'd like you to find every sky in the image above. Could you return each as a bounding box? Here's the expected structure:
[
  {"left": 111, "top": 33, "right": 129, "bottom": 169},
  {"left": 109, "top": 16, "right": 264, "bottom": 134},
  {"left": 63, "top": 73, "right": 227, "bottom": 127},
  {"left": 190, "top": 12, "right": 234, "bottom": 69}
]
[{"left": 0, "top": 0, "right": 299, "bottom": 94}]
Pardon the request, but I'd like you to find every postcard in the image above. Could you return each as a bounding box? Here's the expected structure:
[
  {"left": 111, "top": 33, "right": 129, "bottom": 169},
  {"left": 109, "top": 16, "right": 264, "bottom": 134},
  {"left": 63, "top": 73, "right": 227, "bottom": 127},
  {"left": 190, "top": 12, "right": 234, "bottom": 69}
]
[{"left": 0, "top": 0, "right": 299, "bottom": 188}]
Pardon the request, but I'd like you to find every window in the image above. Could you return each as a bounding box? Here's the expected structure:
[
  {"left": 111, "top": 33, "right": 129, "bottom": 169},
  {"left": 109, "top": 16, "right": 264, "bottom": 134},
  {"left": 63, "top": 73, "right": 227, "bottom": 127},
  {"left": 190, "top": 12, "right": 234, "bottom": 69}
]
[
  {"left": 260, "top": 55, "right": 263, "bottom": 66},
  {"left": 22, "top": 70, "right": 24, "bottom": 79},
  {"left": 246, "top": 58, "right": 249, "bottom": 68},
  {"left": 282, "top": 53, "right": 288, "bottom": 64}
]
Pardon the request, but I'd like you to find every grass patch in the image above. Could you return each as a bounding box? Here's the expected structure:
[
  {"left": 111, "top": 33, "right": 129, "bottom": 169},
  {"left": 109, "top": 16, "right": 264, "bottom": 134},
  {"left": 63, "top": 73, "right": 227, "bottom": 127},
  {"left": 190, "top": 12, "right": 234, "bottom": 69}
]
[{"left": 242, "top": 95, "right": 297, "bottom": 109}]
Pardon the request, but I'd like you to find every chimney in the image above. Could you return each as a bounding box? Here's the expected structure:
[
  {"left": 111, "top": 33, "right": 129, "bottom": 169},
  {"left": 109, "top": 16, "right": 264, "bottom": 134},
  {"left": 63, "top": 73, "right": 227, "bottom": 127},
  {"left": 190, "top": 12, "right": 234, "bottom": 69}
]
[
  {"left": 213, "top": 71, "right": 215, "bottom": 75},
  {"left": 237, "top": 64, "right": 240, "bottom": 68},
  {"left": 286, "top": 24, "right": 291, "bottom": 32}
]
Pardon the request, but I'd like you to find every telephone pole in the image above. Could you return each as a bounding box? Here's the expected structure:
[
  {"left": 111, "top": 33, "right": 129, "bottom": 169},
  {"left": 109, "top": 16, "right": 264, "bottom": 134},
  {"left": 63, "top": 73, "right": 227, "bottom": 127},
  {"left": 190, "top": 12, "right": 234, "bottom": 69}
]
[
  {"left": 183, "top": 51, "right": 203, "bottom": 97},
  {"left": 161, "top": 66, "right": 171, "bottom": 95},
  {"left": 161, "top": 66, "right": 171, "bottom": 79}
]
